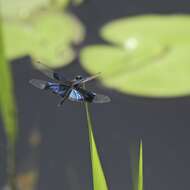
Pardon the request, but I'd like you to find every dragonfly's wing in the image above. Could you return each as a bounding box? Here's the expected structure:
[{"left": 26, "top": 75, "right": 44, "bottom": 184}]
[
  {"left": 77, "top": 88, "right": 110, "bottom": 103},
  {"left": 41, "top": 69, "right": 60, "bottom": 81},
  {"left": 29, "top": 79, "right": 48, "bottom": 90},
  {"left": 47, "top": 82, "right": 70, "bottom": 96},
  {"left": 73, "top": 73, "right": 100, "bottom": 86},
  {"left": 35, "top": 61, "right": 71, "bottom": 86},
  {"left": 93, "top": 93, "right": 111, "bottom": 103}
]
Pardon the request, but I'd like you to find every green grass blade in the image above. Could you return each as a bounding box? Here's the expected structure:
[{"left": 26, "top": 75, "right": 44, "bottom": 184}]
[
  {"left": 138, "top": 140, "right": 143, "bottom": 190},
  {"left": 84, "top": 102, "right": 109, "bottom": 190},
  {"left": 0, "top": 15, "right": 18, "bottom": 189},
  {"left": 130, "top": 140, "right": 144, "bottom": 190}
]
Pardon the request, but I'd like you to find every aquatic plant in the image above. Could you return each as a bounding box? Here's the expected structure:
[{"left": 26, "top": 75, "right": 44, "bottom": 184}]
[
  {"left": 80, "top": 15, "right": 190, "bottom": 97},
  {"left": 84, "top": 101, "right": 143, "bottom": 190},
  {"left": 0, "top": 15, "right": 18, "bottom": 190}
]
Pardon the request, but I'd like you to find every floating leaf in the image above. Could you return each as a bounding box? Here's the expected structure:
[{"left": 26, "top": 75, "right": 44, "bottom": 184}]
[
  {"left": 0, "top": 0, "right": 50, "bottom": 20},
  {"left": 101, "top": 15, "right": 190, "bottom": 47},
  {"left": 80, "top": 15, "right": 190, "bottom": 97},
  {"left": 0, "top": 0, "right": 71, "bottom": 20},
  {"left": 85, "top": 102, "right": 108, "bottom": 190},
  {"left": 54, "top": 0, "right": 70, "bottom": 9},
  {"left": 3, "top": 12, "right": 84, "bottom": 68}
]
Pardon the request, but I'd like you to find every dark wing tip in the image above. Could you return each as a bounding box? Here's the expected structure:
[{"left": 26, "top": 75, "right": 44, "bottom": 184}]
[
  {"left": 29, "top": 79, "right": 47, "bottom": 90},
  {"left": 93, "top": 94, "right": 111, "bottom": 103}
]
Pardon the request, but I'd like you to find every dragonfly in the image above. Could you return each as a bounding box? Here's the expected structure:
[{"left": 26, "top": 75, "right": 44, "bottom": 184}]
[{"left": 29, "top": 66, "right": 111, "bottom": 106}]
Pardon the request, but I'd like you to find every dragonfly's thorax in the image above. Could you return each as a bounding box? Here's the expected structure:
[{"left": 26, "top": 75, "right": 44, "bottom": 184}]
[{"left": 71, "top": 75, "right": 83, "bottom": 88}]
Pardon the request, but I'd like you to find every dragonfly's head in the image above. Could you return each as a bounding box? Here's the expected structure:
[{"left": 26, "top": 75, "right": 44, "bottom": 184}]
[{"left": 75, "top": 75, "right": 83, "bottom": 80}]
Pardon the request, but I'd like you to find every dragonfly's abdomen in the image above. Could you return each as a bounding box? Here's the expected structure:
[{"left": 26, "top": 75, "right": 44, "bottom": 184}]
[
  {"left": 84, "top": 91, "right": 96, "bottom": 102},
  {"left": 69, "top": 89, "right": 84, "bottom": 101},
  {"left": 77, "top": 88, "right": 96, "bottom": 102}
]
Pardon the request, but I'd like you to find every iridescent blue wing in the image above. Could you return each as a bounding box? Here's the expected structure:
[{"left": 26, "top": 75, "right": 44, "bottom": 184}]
[
  {"left": 29, "top": 79, "right": 48, "bottom": 89},
  {"left": 29, "top": 79, "right": 70, "bottom": 98},
  {"left": 47, "top": 82, "right": 70, "bottom": 97},
  {"left": 68, "top": 89, "right": 85, "bottom": 102}
]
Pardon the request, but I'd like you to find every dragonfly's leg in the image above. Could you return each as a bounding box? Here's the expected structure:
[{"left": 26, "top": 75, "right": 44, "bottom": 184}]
[
  {"left": 57, "top": 88, "right": 71, "bottom": 107},
  {"left": 57, "top": 97, "right": 67, "bottom": 107}
]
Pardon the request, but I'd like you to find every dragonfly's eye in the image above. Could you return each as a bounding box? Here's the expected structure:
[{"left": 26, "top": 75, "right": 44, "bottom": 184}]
[{"left": 75, "top": 75, "right": 83, "bottom": 80}]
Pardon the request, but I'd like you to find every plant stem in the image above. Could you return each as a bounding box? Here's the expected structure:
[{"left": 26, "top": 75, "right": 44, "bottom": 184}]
[
  {"left": 84, "top": 101, "right": 93, "bottom": 158},
  {"left": 0, "top": 14, "right": 18, "bottom": 190},
  {"left": 138, "top": 140, "right": 143, "bottom": 190}
]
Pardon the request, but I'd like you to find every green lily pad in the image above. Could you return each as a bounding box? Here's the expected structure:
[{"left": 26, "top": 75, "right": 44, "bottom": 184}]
[
  {"left": 101, "top": 15, "right": 190, "bottom": 47},
  {"left": 1, "top": 0, "right": 49, "bottom": 20},
  {"left": 54, "top": 0, "right": 70, "bottom": 9},
  {"left": 0, "top": 0, "right": 70, "bottom": 20},
  {"left": 80, "top": 15, "right": 190, "bottom": 97},
  {"left": 3, "top": 12, "right": 85, "bottom": 68}
]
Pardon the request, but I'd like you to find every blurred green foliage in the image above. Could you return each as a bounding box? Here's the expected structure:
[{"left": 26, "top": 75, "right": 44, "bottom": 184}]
[
  {"left": 1, "top": 0, "right": 84, "bottom": 68},
  {"left": 0, "top": 0, "right": 81, "bottom": 21},
  {"left": 0, "top": 16, "right": 18, "bottom": 189},
  {"left": 0, "top": 17, "right": 17, "bottom": 150},
  {"left": 80, "top": 15, "right": 190, "bottom": 97},
  {"left": 1, "top": 0, "right": 51, "bottom": 20},
  {"left": 4, "top": 12, "right": 84, "bottom": 68}
]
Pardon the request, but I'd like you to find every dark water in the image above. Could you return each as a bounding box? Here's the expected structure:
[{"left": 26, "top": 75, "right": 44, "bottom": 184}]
[{"left": 1, "top": 0, "right": 190, "bottom": 189}]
